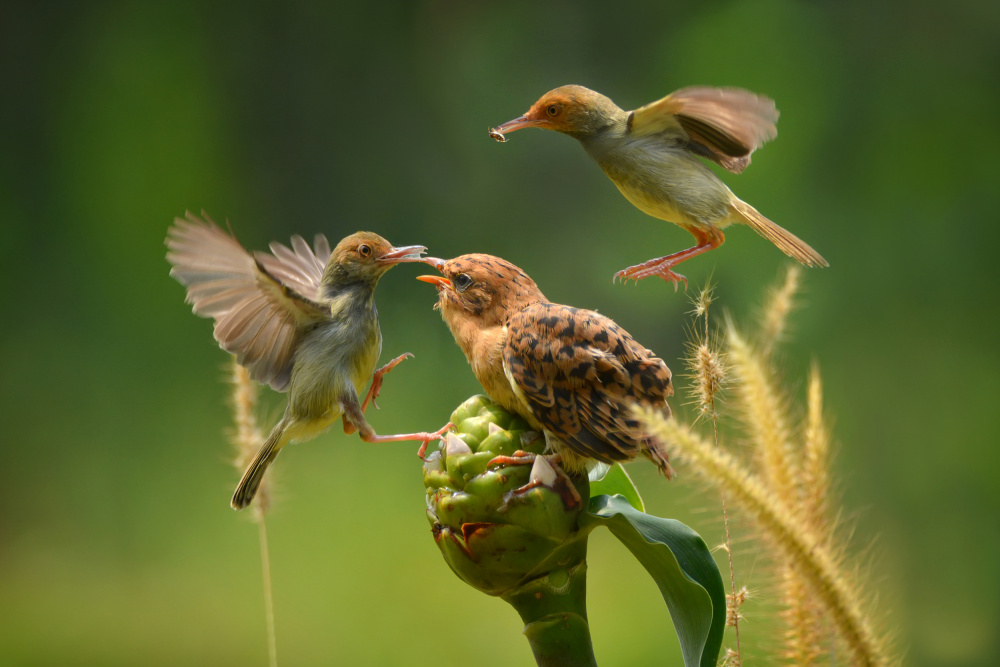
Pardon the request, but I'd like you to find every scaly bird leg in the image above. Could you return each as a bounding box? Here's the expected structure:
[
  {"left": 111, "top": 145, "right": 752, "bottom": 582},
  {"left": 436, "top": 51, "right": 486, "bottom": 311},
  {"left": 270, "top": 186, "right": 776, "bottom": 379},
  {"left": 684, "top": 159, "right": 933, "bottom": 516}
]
[
  {"left": 342, "top": 394, "right": 451, "bottom": 454},
  {"left": 615, "top": 227, "right": 725, "bottom": 289},
  {"left": 486, "top": 452, "right": 582, "bottom": 509},
  {"left": 362, "top": 352, "right": 413, "bottom": 412}
]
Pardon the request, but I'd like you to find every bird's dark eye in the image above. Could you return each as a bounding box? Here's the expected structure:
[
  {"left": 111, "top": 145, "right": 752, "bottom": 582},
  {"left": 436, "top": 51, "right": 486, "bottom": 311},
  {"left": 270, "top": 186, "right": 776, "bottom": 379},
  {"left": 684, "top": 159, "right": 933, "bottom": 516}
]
[
  {"left": 358, "top": 244, "right": 372, "bottom": 257},
  {"left": 546, "top": 104, "right": 561, "bottom": 117},
  {"left": 454, "top": 273, "right": 473, "bottom": 292}
]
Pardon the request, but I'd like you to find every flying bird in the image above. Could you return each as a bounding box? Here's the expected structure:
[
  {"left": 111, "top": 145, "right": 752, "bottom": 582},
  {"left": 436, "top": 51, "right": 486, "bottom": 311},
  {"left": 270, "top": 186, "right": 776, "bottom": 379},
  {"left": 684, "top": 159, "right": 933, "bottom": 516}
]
[
  {"left": 492, "top": 84, "right": 827, "bottom": 287},
  {"left": 417, "top": 253, "right": 674, "bottom": 476},
  {"left": 166, "top": 212, "right": 449, "bottom": 509}
]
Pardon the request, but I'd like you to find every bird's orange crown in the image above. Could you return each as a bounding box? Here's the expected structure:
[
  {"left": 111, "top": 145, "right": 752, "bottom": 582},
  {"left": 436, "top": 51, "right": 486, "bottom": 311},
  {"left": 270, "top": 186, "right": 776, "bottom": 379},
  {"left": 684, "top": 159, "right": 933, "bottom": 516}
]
[{"left": 496, "top": 85, "right": 623, "bottom": 137}]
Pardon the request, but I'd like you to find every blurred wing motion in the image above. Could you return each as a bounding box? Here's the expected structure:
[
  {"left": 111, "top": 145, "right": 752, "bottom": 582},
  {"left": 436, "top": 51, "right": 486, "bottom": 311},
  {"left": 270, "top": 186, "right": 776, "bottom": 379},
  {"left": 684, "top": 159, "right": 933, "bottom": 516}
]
[
  {"left": 629, "top": 86, "right": 779, "bottom": 173},
  {"left": 502, "top": 303, "right": 673, "bottom": 465},
  {"left": 166, "top": 211, "right": 330, "bottom": 391}
]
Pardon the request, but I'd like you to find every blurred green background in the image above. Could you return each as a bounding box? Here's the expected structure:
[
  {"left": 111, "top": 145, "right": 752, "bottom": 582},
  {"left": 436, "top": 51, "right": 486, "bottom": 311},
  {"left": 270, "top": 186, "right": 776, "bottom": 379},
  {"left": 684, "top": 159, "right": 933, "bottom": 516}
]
[{"left": 2, "top": 1, "right": 997, "bottom": 665}]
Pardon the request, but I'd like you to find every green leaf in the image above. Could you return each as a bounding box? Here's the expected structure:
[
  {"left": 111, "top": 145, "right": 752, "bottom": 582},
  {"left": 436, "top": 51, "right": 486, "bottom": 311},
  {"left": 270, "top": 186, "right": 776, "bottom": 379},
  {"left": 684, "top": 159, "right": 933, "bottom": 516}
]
[
  {"left": 581, "top": 495, "right": 726, "bottom": 667},
  {"left": 588, "top": 463, "right": 644, "bottom": 512}
]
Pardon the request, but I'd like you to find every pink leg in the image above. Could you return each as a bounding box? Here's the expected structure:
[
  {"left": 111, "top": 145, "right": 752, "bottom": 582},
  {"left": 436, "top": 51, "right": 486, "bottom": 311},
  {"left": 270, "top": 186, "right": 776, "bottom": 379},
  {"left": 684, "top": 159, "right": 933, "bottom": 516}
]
[
  {"left": 342, "top": 393, "right": 451, "bottom": 456},
  {"left": 615, "top": 228, "right": 725, "bottom": 289},
  {"left": 362, "top": 352, "right": 413, "bottom": 412},
  {"left": 414, "top": 424, "right": 454, "bottom": 459},
  {"left": 360, "top": 421, "right": 452, "bottom": 449}
]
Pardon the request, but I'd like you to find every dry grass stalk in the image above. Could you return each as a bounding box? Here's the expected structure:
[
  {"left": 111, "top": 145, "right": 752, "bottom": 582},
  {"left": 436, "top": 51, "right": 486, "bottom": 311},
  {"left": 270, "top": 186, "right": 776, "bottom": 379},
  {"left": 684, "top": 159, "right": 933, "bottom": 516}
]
[
  {"left": 229, "top": 358, "right": 278, "bottom": 667},
  {"left": 638, "top": 413, "right": 888, "bottom": 667}
]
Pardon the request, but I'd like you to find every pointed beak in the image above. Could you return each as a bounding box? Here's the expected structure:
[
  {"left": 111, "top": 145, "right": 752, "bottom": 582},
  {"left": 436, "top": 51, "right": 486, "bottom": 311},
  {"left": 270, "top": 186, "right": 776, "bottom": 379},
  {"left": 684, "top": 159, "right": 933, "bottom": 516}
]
[
  {"left": 377, "top": 245, "right": 427, "bottom": 265},
  {"left": 493, "top": 113, "right": 548, "bottom": 137},
  {"left": 416, "top": 275, "right": 452, "bottom": 289}
]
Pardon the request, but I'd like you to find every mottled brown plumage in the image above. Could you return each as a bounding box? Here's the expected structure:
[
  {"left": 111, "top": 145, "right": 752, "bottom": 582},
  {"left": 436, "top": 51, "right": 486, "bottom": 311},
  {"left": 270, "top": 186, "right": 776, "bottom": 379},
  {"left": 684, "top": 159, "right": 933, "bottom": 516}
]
[{"left": 418, "top": 253, "right": 673, "bottom": 475}]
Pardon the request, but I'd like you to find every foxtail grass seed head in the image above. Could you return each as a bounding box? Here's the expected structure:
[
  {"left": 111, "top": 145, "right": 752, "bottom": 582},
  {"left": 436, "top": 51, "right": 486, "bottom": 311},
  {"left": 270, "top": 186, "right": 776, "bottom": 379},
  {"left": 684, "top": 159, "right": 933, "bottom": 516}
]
[
  {"left": 684, "top": 281, "right": 728, "bottom": 422},
  {"left": 726, "top": 585, "right": 749, "bottom": 627},
  {"left": 686, "top": 342, "right": 727, "bottom": 421},
  {"left": 638, "top": 410, "right": 889, "bottom": 667},
  {"left": 759, "top": 264, "right": 801, "bottom": 354},
  {"left": 726, "top": 323, "right": 801, "bottom": 506},
  {"left": 690, "top": 282, "right": 716, "bottom": 322},
  {"left": 229, "top": 358, "right": 270, "bottom": 516},
  {"left": 802, "top": 361, "right": 831, "bottom": 531}
]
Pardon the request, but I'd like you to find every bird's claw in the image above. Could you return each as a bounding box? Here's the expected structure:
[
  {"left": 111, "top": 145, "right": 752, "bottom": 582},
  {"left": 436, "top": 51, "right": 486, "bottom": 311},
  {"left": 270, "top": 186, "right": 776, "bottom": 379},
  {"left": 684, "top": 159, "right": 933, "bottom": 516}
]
[
  {"left": 614, "top": 260, "right": 688, "bottom": 289},
  {"left": 486, "top": 452, "right": 582, "bottom": 509},
  {"left": 416, "top": 422, "right": 453, "bottom": 460},
  {"left": 363, "top": 352, "right": 414, "bottom": 411}
]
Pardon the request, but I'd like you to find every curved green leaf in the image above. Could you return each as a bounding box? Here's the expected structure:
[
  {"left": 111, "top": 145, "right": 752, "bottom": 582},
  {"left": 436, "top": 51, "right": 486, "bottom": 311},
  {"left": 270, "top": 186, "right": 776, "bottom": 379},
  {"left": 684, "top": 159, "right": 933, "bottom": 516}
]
[
  {"left": 588, "top": 463, "right": 644, "bottom": 512},
  {"left": 581, "top": 495, "right": 725, "bottom": 667}
]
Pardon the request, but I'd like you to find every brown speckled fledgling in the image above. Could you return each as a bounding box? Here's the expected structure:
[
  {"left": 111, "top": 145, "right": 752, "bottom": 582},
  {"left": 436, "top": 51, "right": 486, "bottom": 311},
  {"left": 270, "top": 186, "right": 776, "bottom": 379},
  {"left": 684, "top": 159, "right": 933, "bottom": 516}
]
[{"left": 418, "top": 253, "right": 674, "bottom": 476}]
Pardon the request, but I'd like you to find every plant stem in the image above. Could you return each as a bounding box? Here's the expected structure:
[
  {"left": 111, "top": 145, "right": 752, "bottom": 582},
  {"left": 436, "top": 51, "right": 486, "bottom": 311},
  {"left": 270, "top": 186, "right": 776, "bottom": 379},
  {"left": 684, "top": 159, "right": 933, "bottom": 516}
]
[
  {"left": 501, "top": 562, "right": 597, "bottom": 667},
  {"left": 257, "top": 515, "right": 278, "bottom": 667}
]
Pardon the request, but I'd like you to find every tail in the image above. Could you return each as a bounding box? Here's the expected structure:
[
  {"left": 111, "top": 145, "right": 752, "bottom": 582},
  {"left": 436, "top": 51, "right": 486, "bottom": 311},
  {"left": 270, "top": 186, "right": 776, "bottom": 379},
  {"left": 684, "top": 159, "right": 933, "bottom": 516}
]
[
  {"left": 731, "top": 200, "right": 828, "bottom": 268},
  {"left": 643, "top": 439, "right": 676, "bottom": 480},
  {"left": 231, "top": 425, "right": 286, "bottom": 510}
]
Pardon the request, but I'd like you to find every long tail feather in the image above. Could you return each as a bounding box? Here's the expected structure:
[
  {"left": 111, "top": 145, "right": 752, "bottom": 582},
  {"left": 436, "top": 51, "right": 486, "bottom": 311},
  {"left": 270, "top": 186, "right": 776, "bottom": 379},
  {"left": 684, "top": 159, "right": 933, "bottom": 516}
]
[
  {"left": 731, "top": 200, "right": 828, "bottom": 268},
  {"left": 232, "top": 424, "right": 286, "bottom": 510}
]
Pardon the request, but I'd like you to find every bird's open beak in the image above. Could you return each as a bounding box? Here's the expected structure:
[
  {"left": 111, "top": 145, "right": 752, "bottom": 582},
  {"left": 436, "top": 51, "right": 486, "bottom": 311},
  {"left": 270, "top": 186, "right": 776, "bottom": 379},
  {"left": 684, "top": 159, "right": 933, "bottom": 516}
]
[
  {"left": 416, "top": 275, "right": 452, "bottom": 289},
  {"left": 377, "top": 245, "right": 428, "bottom": 265},
  {"left": 493, "top": 113, "right": 548, "bottom": 135}
]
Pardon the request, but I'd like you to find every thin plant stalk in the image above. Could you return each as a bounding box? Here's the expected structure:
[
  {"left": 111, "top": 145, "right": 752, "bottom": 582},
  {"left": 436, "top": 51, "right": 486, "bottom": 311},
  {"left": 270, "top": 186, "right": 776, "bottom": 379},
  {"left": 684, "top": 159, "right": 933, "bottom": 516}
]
[
  {"left": 687, "top": 285, "right": 742, "bottom": 664},
  {"left": 256, "top": 516, "right": 278, "bottom": 667},
  {"left": 230, "top": 358, "right": 278, "bottom": 667}
]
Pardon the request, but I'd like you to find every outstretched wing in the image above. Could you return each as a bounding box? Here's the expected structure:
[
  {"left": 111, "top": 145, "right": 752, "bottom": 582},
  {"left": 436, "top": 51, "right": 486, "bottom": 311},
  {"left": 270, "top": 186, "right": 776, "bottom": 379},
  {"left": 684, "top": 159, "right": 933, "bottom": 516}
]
[
  {"left": 628, "top": 86, "right": 779, "bottom": 173},
  {"left": 503, "top": 302, "right": 672, "bottom": 465},
  {"left": 166, "top": 211, "right": 331, "bottom": 391}
]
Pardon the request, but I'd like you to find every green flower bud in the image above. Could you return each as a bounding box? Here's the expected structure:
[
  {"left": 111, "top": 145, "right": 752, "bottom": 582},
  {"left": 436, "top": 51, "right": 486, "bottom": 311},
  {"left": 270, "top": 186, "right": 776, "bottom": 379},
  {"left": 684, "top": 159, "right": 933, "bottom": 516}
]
[{"left": 424, "top": 397, "right": 590, "bottom": 597}]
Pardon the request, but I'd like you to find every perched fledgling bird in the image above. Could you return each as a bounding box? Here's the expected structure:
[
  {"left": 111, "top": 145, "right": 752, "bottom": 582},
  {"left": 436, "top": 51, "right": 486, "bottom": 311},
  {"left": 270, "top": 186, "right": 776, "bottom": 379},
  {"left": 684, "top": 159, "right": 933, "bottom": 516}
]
[
  {"left": 492, "top": 85, "right": 828, "bottom": 286},
  {"left": 166, "top": 212, "right": 449, "bottom": 510},
  {"left": 417, "top": 253, "right": 674, "bottom": 476}
]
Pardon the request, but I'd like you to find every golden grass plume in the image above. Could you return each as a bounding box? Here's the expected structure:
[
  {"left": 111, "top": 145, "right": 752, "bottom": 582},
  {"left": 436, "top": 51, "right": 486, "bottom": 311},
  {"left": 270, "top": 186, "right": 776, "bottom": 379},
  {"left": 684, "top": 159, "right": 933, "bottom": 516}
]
[{"left": 642, "top": 267, "right": 890, "bottom": 666}]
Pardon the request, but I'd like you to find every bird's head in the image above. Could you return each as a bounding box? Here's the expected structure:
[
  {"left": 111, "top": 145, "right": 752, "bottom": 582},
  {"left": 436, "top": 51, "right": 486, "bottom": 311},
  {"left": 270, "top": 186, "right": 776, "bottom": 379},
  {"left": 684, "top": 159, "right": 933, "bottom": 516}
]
[
  {"left": 416, "top": 254, "right": 545, "bottom": 328},
  {"left": 494, "top": 85, "right": 624, "bottom": 139},
  {"left": 324, "top": 232, "right": 427, "bottom": 286}
]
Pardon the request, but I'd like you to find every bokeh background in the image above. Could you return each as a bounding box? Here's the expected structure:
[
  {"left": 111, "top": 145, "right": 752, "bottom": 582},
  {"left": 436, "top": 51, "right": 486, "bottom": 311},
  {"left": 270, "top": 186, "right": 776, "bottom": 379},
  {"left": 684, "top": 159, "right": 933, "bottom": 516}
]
[{"left": 2, "top": 1, "right": 998, "bottom": 665}]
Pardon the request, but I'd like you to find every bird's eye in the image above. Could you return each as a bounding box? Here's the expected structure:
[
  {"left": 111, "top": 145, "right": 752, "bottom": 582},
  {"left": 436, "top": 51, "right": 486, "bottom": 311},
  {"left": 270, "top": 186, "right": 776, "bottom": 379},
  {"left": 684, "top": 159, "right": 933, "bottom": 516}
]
[
  {"left": 454, "top": 273, "right": 473, "bottom": 292},
  {"left": 546, "top": 104, "right": 561, "bottom": 117},
  {"left": 358, "top": 244, "right": 372, "bottom": 257}
]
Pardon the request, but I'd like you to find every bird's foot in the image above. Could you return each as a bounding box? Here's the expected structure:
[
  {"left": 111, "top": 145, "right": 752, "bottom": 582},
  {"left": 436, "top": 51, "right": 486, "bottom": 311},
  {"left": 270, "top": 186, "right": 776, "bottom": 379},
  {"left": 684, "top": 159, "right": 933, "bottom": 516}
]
[
  {"left": 488, "top": 453, "right": 582, "bottom": 509},
  {"left": 416, "top": 422, "right": 454, "bottom": 460},
  {"left": 363, "top": 352, "right": 414, "bottom": 411},
  {"left": 486, "top": 450, "right": 538, "bottom": 468},
  {"left": 614, "top": 258, "right": 688, "bottom": 290}
]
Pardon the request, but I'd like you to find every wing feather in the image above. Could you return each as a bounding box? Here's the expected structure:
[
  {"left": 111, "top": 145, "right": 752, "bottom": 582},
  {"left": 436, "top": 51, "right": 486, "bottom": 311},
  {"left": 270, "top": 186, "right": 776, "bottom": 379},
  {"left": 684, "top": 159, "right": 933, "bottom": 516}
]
[
  {"left": 166, "top": 211, "right": 329, "bottom": 391},
  {"left": 629, "top": 86, "right": 779, "bottom": 173},
  {"left": 504, "top": 303, "right": 672, "bottom": 465}
]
